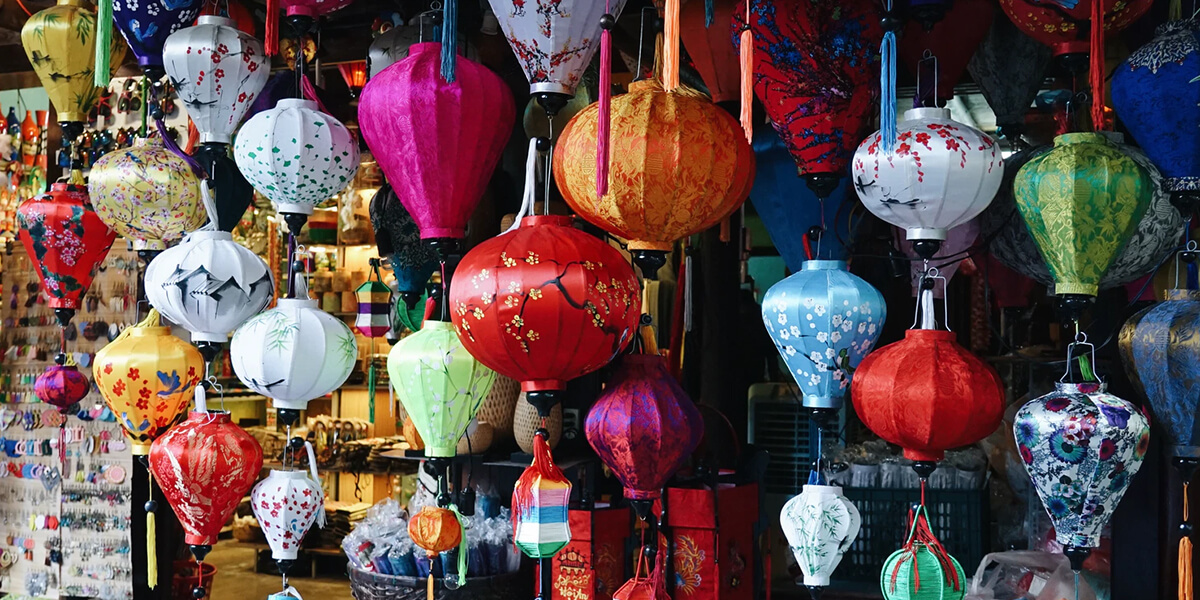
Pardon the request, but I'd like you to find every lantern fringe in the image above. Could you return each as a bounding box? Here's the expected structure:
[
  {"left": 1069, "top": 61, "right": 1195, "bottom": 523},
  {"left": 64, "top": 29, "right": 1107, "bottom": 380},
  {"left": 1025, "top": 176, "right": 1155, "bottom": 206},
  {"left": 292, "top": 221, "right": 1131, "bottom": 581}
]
[
  {"left": 451, "top": 504, "right": 468, "bottom": 586},
  {"left": 147, "top": 471, "right": 158, "bottom": 589},
  {"left": 1181, "top": 482, "right": 1193, "bottom": 600},
  {"left": 879, "top": 0, "right": 897, "bottom": 153},
  {"left": 705, "top": 0, "right": 714, "bottom": 27},
  {"left": 1089, "top": 0, "right": 1104, "bottom": 131},
  {"left": 663, "top": 0, "right": 680, "bottom": 91},
  {"left": 94, "top": 0, "right": 114, "bottom": 88},
  {"left": 441, "top": 0, "right": 458, "bottom": 83},
  {"left": 739, "top": 20, "right": 753, "bottom": 144},
  {"left": 597, "top": 6, "right": 613, "bottom": 198},
  {"left": 300, "top": 75, "right": 331, "bottom": 114},
  {"left": 1170, "top": 0, "right": 1182, "bottom": 20},
  {"left": 265, "top": 0, "right": 279, "bottom": 56}
]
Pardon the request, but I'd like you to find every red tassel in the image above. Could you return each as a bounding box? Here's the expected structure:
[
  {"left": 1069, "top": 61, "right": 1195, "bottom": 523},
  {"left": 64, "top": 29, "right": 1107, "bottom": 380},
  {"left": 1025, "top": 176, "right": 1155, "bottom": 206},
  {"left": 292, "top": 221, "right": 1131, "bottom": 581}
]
[
  {"left": 424, "top": 296, "right": 436, "bottom": 321},
  {"left": 664, "top": 0, "right": 680, "bottom": 91},
  {"left": 1089, "top": 0, "right": 1105, "bottom": 131},
  {"left": 185, "top": 118, "right": 199, "bottom": 154},
  {"left": 265, "top": 0, "right": 279, "bottom": 56},
  {"left": 739, "top": 10, "right": 753, "bottom": 144},
  {"left": 597, "top": 12, "right": 613, "bottom": 198}
]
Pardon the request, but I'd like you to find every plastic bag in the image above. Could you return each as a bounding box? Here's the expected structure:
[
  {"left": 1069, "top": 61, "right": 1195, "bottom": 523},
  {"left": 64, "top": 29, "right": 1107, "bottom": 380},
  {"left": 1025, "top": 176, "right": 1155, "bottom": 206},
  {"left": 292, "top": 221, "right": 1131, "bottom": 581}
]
[{"left": 965, "top": 551, "right": 1098, "bottom": 600}]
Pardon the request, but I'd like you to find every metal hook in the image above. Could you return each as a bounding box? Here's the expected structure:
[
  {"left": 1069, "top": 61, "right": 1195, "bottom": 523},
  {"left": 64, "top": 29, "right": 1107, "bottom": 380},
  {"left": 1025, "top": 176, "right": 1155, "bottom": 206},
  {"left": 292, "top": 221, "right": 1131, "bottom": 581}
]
[
  {"left": 910, "top": 266, "right": 950, "bottom": 331},
  {"left": 1174, "top": 238, "right": 1199, "bottom": 289},
  {"left": 1059, "top": 331, "right": 1098, "bottom": 383},
  {"left": 916, "top": 50, "right": 939, "bottom": 107}
]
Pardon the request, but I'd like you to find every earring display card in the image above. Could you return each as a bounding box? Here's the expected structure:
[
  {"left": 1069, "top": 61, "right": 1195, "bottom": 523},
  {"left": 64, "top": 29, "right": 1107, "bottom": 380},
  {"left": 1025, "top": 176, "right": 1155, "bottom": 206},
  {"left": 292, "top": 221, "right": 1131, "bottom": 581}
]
[{"left": 0, "top": 245, "right": 137, "bottom": 599}]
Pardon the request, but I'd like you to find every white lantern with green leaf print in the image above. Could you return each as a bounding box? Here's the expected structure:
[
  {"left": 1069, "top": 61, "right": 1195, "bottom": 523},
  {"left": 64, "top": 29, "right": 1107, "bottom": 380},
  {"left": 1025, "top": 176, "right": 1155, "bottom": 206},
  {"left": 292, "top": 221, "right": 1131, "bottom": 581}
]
[{"left": 387, "top": 320, "right": 496, "bottom": 458}]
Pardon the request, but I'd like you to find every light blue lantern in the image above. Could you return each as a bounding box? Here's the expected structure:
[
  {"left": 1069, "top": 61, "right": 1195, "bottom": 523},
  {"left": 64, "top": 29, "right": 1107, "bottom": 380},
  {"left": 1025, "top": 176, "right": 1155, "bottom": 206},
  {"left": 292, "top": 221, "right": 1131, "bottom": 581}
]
[{"left": 761, "top": 261, "right": 887, "bottom": 410}]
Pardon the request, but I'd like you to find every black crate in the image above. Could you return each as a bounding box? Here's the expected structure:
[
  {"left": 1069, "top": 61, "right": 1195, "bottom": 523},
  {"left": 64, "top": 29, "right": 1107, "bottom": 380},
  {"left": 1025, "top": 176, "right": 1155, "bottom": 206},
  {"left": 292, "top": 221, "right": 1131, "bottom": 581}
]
[{"left": 835, "top": 486, "right": 989, "bottom": 583}]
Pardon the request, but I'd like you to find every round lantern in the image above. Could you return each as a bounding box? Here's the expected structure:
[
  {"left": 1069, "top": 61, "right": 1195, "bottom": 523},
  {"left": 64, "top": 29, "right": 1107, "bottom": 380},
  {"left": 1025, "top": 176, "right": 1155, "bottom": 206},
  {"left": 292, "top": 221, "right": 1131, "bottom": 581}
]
[
  {"left": 880, "top": 507, "right": 966, "bottom": 600},
  {"left": 852, "top": 327, "right": 1004, "bottom": 472},
  {"left": 369, "top": 183, "right": 437, "bottom": 307},
  {"left": 145, "top": 230, "right": 274, "bottom": 356},
  {"left": 998, "top": 0, "right": 1152, "bottom": 57},
  {"left": 252, "top": 465, "right": 325, "bottom": 574},
  {"left": 761, "top": 260, "right": 886, "bottom": 411},
  {"left": 229, "top": 297, "right": 357, "bottom": 426},
  {"left": 35, "top": 363, "right": 91, "bottom": 412},
  {"left": 680, "top": 0, "right": 739, "bottom": 104},
  {"left": 359, "top": 43, "right": 515, "bottom": 253},
  {"left": 898, "top": 0, "right": 992, "bottom": 108},
  {"left": 102, "top": 0, "right": 203, "bottom": 78},
  {"left": 585, "top": 354, "right": 704, "bottom": 517},
  {"left": 1014, "top": 381, "right": 1150, "bottom": 569},
  {"left": 554, "top": 79, "right": 754, "bottom": 276},
  {"left": 1013, "top": 133, "right": 1152, "bottom": 319},
  {"left": 513, "top": 429, "right": 572, "bottom": 558},
  {"left": 387, "top": 321, "right": 496, "bottom": 458},
  {"left": 852, "top": 107, "right": 1002, "bottom": 258},
  {"left": 16, "top": 182, "right": 117, "bottom": 328},
  {"left": 966, "top": 16, "right": 1051, "bottom": 137},
  {"left": 734, "top": 0, "right": 881, "bottom": 195},
  {"left": 234, "top": 98, "right": 359, "bottom": 232},
  {"left": 149, "top": 408, "right": 263, "bottom": 559},
  {"left": 90, "top": 136, "right": 207, "bottom": 252},
  {"left": 163, "top": 16, "right": 269, "bottom": 145},
  {"left": 1111, "top": 20, "right": 1200, "bottom": 213},
  {"left": 780, "top": 484, "right": 861, "bottom": 589},
  {"left": 449, "top": 215, "right": 640, "bottom": 417},
  {"left": 408, "top": 505, "right": 464, "bottom": 593},
  {"left": 94, "top": 310, "right": 204, "bottom": 455}
]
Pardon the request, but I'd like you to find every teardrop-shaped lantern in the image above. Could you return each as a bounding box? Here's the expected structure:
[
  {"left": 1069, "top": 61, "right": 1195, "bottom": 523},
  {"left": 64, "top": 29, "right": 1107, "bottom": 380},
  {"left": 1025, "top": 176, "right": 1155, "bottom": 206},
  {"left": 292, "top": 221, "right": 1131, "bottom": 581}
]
[
  {"left": 449, "top": 215, "right": 640, "bottom": 418},
  {"left": 107, "top": 0, "right": 203, "bottom": 76},
  {"left": 229, "top": 297, "right": 357, "bottom": 425},
  {"left": 89, "top": 136, "right": 207, "bottom": 251},
  {"left": 554, "top": 79, "right": 754, "bottom": 275},
  {"left": 359, "top": 43, "right": 514, "bottom": 250},
  {"left": 998, "top": 0, "right": 1152, "bottom": 57},
  {"left": 781, "top": 484, "right": 861, "bottom": 588},
  {"left": 966, "top": 14, "right": 1051, "bottom": 136},
  {"left": 252, "top": 467, "right": 325, "bottom": 569},
  {"left": 853, "top": 107, "right": 1002, "bottom": 257},
  {"left": 369, "top": 182, "right": 436, "bottom": 306},
  {"left": 585, "top": 354, "right": 704, "bottom": 516},
  {"left": 681, "top": 0, "right": 740, "bottom": 104},
  {"left": 761, "top": 260, "right": 886, "bottom": 410},
  {"left": 899, "top": 0, "right": 992, "bottom": 107}
]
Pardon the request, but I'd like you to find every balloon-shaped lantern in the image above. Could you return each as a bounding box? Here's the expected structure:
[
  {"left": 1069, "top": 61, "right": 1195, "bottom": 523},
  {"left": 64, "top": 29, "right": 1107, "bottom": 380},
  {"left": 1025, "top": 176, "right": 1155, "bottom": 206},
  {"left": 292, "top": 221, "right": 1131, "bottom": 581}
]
[
  {"left": 100, "top": 0, "right": 203, "bottom": 79},
  {"left": 449, "top": 215, "right": 640, "bottom": 419},
  {"left": 999, "top": 0, "right": 1152, "bottom": 58},
  {"left": 780, "top": 484, "right": 861, "bottom": 592},
  {"left": 17, "top": 183, "right": 117, "bottom": 329},
  {"left": 387, "top": 321, "right": 496, "bottom": 458},
  {"left": 680, "top": 0, "right": 739, "bottom": 104},
  {"left": 359, "top": 43, "right": 515, "bottom": 256},
  {"left": 966, "top": 13, "right": 1051, "bottom": 138},
  {"left": 735, "top": 0, "right": 882, "bottom": 197},
  {"left": 35, "top": 363, "right": 91, "bottom": 412},
  {"left": 761, "top": 261, "right": 886, "bottom": 411},
  {"left": 409, "top": 505, "right": 466, "bottom": 597},
  {"left": 234, "top": 98, "right": 359, "bottom": 234},
  {"left": 853, "top": 107, "right": 1002, "bottom": 259},
  {"left": 1112, "top": 20, "right": 1200, "bottom": 214},
  {"left": 1014, "top": 379, "right": 1150, "bottom": 570},
  {"left": 585, "top": 354, "right": 704, "bottom": 517},
  {"left": 89, "top": 136, "right": 207, "bottom": 253},
  {"left": 899, "top": 0, "right": 992, "bottom": 108},
  {"left": 94, "top": 310, "right": 204, "bottom": 455},
  {"left": 369, "top": 182, "right": 437, "bottom": 308},
  {"left": 554, "top": 79, "right": 754, "bottom": 276},
  {"left": 144, "top": 229, "right": 275, "bottom": 360},
  {"left": 487, "top": 0, "right": 627, "bottom": 114},
  {"left": 1013, "top": 133, "right": 1152, "bottom": 321},
  {"left": 252, "top": 461, "right": 326, "bottom": 577}
]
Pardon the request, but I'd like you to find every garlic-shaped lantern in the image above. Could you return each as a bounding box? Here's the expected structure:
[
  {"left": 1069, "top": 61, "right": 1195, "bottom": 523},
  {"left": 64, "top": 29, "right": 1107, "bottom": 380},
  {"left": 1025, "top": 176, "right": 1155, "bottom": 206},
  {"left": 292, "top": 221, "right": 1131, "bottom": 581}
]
[
  {"left": 164, "top": 15, "right": 269, "bottom": 145},
  {"left": 780, "top": 484, "right": 861, "bottom": 590},
  {"left": 229, "top": 297, "right": 357, "bottom": 425},
  {"left": 251, "top": 461, "right": 325, "bottom": 576},
  {"left": 145, "top": 230, "right": 274, "bottom": 352},
  {"left": 852, "top": 107, "right": 1003, "bottom": 259},
  {"left": 233, "top": 98, "right": 359, "bottom": 232}
]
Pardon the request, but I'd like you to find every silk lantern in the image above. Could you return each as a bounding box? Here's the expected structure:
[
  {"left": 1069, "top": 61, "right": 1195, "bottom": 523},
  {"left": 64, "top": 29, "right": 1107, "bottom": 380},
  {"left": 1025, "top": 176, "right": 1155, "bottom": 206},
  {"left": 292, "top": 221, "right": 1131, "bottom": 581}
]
[
  {"left": 234, "top": 98, "right": 359, "bottom": 232},
  {"left": 487, "top": 0, "right": 626, "bottom": 112},
  {"left": 359, "top": 43, "right": 514, "bottom": 251},
  {"left": 94, "top": 310, "right": 204, "bottom": 455},
  {"left": 35, "top": 364, "right": 91, "bottom": 411},
  {"left": 735, "top": 0, "right": 881, "bottom": 195},
  {"left": 761, "top": 260, "right": 886, "bottom": 411},
  {"left": 144, "top": 229, "right": 275, "bottom": 353},
  {"left": 264, "top": 0, "right": 355, "bottom": 59},
  {"left": 409, "top": 505, "right": 466, "bottom": 598},
  {"left": 449, "top": 215, "right": 640, "bottom": 417},
  {"left": 229, "top": 297, "right": 357, "bottom": 425},
  {"left": 780, "top": 484, "right": 861, "bottom": 590},
  {"left": 1013, "top": 133, "right": 1152, "bottom": 319},
  {"left": 1014, "top": 381, "right": 1150, "bottom": 569},
  {"left": 554, "top": 79, "right": 754, "bottom": 275},
  {"left": 853, "top": 107, "right": 1002, "bottom": 258},
  {"left": 150, "top": 407, "right": 263, "bottom": 559},
  {"left": 899, "top": 0, "right": 992, "bottom": 108},
  {"left": 998, "top": 0, "right": 1152, "bottom": 57},
  {"left": 369, "top": 182, "right": 437, "bottom": 307},
  {"left": 100, "top": 0, "right": 203, "bottom": 78},
  {"left": 512, "top": 429, "right": 572, "bottom": 558},
  {"left": 367, "top": 22, "right": 420, "bottom": 78},
  {"left": 966, "top": 13, "right": 1050, "bottom": 136},
  {"left": 585, "top": 354, "right": 704, "bottom": 517},
  {"left": 387, "top": 321, "right": 496, "bottom": 458},
  {"left": 354, "top": 270, "right": 391, "bottom": 338},
  {"left": 16, "top": 182, "right": 117, "bottom": 328},
  {"left": 750, "top": 129, "right": 853, "bottom": 269},
  {"left": 680, "top": 0, "right": 739, "bottom": 104},
  {"left": 881, "top": 506, "right": 966, "bottom": 600},
  {"left": 1111, "top": 20, "right": 1200, "bottom": 213},
  {"left": 252, "top": 463, "right": 326, "bottom": 574},
  {"left": 89, "top": 136, "right": 207, "bottom": 252}
]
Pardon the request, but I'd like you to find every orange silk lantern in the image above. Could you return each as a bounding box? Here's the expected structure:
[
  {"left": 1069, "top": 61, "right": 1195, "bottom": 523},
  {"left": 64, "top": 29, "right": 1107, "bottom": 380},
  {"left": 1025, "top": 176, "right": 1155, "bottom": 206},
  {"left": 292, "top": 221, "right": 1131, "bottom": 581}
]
[
  {"left": 408, "top": 505, "right": 465, "bottom": 600},
  {"left": 554, "top": 79, "right": 754, "bottom": 277}
]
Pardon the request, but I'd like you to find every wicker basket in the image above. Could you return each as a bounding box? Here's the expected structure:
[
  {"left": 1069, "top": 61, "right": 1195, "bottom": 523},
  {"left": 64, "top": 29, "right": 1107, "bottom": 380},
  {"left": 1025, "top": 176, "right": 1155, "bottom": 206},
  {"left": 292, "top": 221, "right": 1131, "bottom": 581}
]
[
  {"left": 403, "top": 417, "right": 424, "bottom": 450},
  {"left": 477, "top": 375, "right": 520, "bottom": 441},
  {"left": 348, "top": 566, "right": 524, "bottom": 600},
  {"left": 457, "top": 421, "right": 494, "bottom": 455},
  {"left": 514, "top": 394, "right": 562, "bottom": 454}
]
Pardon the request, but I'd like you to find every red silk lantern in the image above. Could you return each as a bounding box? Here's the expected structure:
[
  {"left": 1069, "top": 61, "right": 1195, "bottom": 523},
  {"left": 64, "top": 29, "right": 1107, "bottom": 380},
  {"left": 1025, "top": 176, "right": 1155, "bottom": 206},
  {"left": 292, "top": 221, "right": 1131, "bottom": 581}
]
[
  {"left": 35, "top": 364, "right": 90, "bottom": 411},
  {"left": 998, "top": 0, "right": 1152, "bottom": 57},
  {"left": 681, "top": 0, "right": 739, "bottom": 104},
  {"left": 16, "top": 183, "right": 117, "bottom": 328},
  {"left": 450, "top": 215, "right": 640, "bottom": 417},
  {"left": 584, "top": 354, "right": 704, "bottom": 516},
  {"left": 899, "top": 0, "right": 993, "bottom": 107},
  {"left": 851, "top": 329, "right": 1004, "bottom": 466},
  {"left": 359, "top": 43, "right": 515, "bottom": 249}
]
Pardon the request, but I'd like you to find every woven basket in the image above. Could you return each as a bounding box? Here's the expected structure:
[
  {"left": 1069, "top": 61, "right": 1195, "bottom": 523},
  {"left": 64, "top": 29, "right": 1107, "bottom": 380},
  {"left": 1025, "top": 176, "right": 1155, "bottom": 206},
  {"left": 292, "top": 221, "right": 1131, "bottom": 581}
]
[
  {"left": 457, "top": 421, "right": 494, "bottom": 455},
  {"left": 348, "top": 565, "right": 524, "bottom": 600},
  {"left": 403, "top": 417, "right": 424, "bottom": 450},
  {"left": 477, "top": 376, "right": 520, "bottom": 441},
  {"left": 514, "top": 394, "right": 562, "bottom": 454}
]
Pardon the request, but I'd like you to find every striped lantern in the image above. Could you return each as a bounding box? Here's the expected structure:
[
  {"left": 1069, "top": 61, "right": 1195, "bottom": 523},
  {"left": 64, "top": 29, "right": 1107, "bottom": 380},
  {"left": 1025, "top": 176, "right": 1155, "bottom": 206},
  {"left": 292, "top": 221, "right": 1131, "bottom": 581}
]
[
  {"left": 512, "top": 429, "right": 572, "bottom": 558},
  {"left": 354, "top": 263, "right": 392, "bottom": 338}
]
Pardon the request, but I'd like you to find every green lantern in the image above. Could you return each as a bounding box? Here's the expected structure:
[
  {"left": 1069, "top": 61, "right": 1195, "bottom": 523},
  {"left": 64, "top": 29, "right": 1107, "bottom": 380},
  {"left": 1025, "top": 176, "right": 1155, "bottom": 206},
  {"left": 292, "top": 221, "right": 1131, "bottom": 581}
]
[
  {"left": 1014, "top": 132, "right": 1152, "bottom": 320},
  {"left": 879, "top": 507, "right": 966, "bottom": 600},
  {"left": 387, "top": 320, "right": 496, "bottom": 457}
]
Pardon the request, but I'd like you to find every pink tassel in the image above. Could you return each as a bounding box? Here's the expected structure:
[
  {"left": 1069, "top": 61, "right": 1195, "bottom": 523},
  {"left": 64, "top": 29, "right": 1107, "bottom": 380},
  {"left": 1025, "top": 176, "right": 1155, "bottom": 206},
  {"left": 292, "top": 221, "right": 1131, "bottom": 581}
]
[
  {"left": 301, "top": 74, "right": 332, "bottom": 115},
  {"left": 596, "top": 9, "right": 614, "bottom": 198},
  {"left": 265, "top": 0, "right": 279, "bottom": 56}
]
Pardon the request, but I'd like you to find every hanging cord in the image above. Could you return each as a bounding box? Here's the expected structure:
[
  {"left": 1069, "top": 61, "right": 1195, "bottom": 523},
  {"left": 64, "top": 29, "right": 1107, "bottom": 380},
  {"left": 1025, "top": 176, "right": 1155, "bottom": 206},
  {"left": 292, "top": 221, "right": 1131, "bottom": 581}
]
[
  {"left": 738, "top": 1, "right": 752, "bottom": 143},
  {"left": 597, "top": 4, "right": 615, "bottom": 198},
  {"left": 880, "top": 0, "right": 898, "bottom": 152},
  {"left": 506, "top": 138, "right": 540, "bottom": 234},
  {"left": 1089, "top": 0, "right": 1106, "bottom": 130}
]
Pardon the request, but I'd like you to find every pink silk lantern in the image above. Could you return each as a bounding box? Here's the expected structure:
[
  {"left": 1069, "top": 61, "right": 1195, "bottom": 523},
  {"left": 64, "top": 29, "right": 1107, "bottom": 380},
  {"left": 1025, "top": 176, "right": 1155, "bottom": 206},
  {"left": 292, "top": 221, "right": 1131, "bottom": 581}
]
[{"left": 358, "top": 43, "right": 515, "bottom": 248}]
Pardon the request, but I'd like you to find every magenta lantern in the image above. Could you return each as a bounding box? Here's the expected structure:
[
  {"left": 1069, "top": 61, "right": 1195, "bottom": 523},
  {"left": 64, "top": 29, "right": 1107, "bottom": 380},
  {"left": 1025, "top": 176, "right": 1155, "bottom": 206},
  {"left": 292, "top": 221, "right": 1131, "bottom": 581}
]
[{"left": 35, "top": 365, "right": 90, "bottom": 411}]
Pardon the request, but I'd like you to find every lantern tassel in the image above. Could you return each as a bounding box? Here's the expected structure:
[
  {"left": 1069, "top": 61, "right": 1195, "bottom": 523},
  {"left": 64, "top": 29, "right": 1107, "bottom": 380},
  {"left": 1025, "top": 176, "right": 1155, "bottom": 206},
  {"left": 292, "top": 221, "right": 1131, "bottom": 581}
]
[
  {"left": 94, "top": 0, "right": 114, "bottom": 87},
  {"left": 147, "top": 471, "right": 158, "bottom": 589},
  {"left": 880, "top": 0, "right": 897, "bottom": 153},
  {"left": 441, "top": 0, "right": 458, "bottom": 83},
  {"left": 1182, "top": 482, "right": 1193, "bottom": 600},
  {"left": 451, "top": 504, "right": 468, "bottom": 585},
  {"left": 704, "top": 0, "right": 714, "bottom": 27},
  {"left": 426, "top": 570, "right": 434, "bottom": 600},
  {"left": 157, "top": 118, "right": 208, "bottom": 180},
  {"left": 597, "top": 7, "right": 613, "bottom": 198},
  {"left": 663, "top": 0, "right": 680, "bottom": 91},
  {"left": 265, "top": 0, "right": 279, "bottom": 56},
  {"left": 1089, "top": 0, "right": 1105, "bottom": 131},
  {"left": 739, "top": 21, "right": 753, "bottom": 144},
  {"left": 507, "top": 138, "right": 539, "bottom": 235}
]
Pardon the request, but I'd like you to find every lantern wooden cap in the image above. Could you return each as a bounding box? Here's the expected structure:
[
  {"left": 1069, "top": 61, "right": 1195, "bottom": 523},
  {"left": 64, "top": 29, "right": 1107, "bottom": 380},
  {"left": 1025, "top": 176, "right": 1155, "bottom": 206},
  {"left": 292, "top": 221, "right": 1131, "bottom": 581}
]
[
  {"left": 196, "top": 15, "right": 236, "bottom": 27},
  {"left": 801, "top": 260, "right": 848, "bottom": 272},
  {"left": 903, "top": 107, "right": 952, "bottom": 121},
  {"left": 128, "top": 326, "right": 171, "bottom": 337},
  {"left": 903, "top": 329, "right": 956, "bottom": 342}
]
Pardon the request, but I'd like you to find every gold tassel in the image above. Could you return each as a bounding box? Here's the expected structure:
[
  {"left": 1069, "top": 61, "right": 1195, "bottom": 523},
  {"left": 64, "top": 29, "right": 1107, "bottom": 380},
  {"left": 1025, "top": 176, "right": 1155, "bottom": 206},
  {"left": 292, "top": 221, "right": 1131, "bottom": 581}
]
[
  {"left": 739, "top": 1, "right": 753, "bottom": 144},
  {"left": 147, "top": 472, "right": 158, "bottom": 589},
  {"left": 1182, "top": 482, "right": 1193, "bottom": 600},
  {"left": 426, "top": 572, "right": 434, "bottom": 600},
  {"left": 663, "top": 0, "right": 681, "bottom": 91}
]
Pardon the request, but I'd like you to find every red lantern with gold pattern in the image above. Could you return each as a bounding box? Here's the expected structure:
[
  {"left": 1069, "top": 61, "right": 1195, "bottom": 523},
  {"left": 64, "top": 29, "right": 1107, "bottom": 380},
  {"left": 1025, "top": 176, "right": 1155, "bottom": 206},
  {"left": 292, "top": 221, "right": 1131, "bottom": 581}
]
[
  {"left": 900, "top": 0, "right": 993, "bottom": 107},
  {"left": 450, "top": 215, "right": 640, "bottom": 418},
  {"left": 998, "top": 0, "right": 1152, "bottom": 57}
]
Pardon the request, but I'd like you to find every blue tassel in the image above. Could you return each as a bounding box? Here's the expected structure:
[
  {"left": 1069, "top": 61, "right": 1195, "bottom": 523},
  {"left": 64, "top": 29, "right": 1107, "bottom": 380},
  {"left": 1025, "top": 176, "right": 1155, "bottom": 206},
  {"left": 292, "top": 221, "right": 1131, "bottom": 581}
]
[
  {"left": 705, "top": 0, "right": 714, "bottom": 27},
  {"left": 1188, "top": 260, "right": 1198, "bottom": 290},
  {"left": 807, "top": 470, "right": 825, "bottom": 486},
  {"left": 880, "top": 0, "right": 897, "bottom": 153},
  {"left": 440, "top": 0, "right": 458, "bottom": 83}
]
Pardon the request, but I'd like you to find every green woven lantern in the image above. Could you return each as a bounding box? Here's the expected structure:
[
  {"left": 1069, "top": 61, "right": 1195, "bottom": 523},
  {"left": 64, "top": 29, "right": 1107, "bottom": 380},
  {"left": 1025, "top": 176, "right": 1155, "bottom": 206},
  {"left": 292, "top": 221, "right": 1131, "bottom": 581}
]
[
  {"left": 387, "top": 320, "right": 497, "bottom": 457},
  {"left": 1013, "top": 132, "right": 1151, "bottom": 320},
  {"left": 880, "top": 506, "right": 966, "bottom": 600}
]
